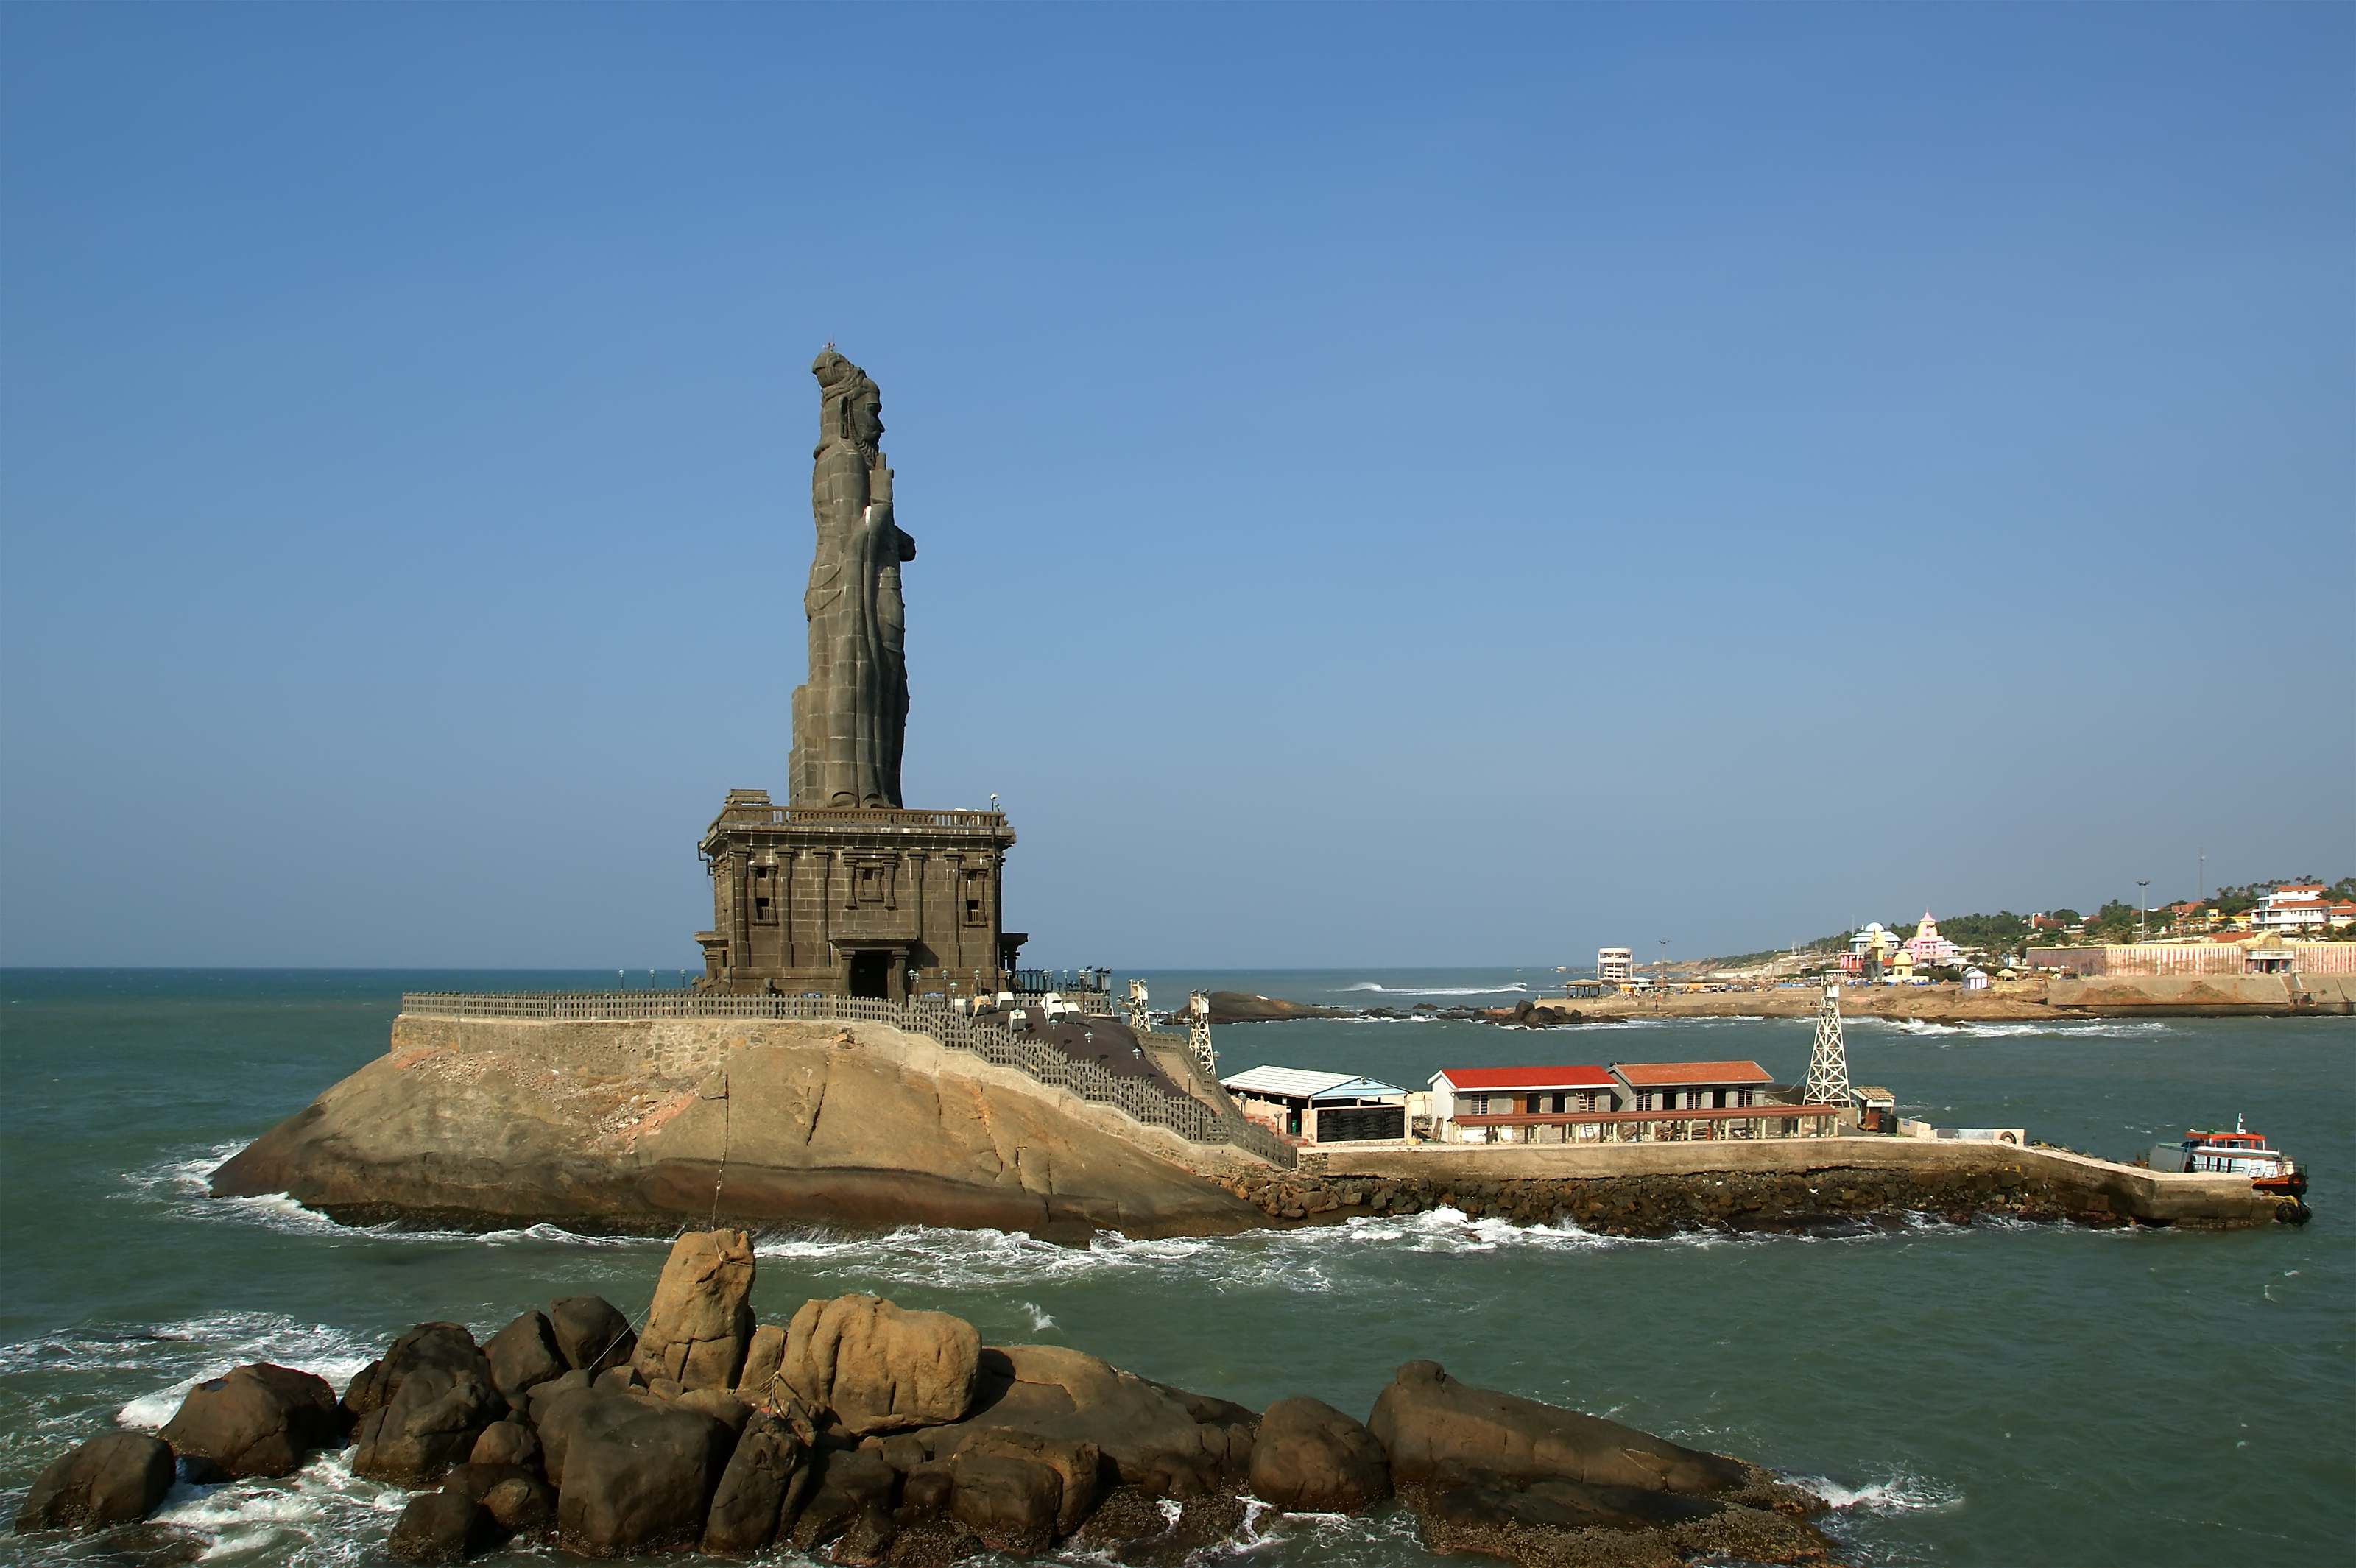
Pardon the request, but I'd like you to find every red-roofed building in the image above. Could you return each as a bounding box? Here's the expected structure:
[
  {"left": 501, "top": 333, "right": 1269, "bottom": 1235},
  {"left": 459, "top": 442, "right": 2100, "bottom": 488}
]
[
  {"left": 1609, "top": 1060, "right": 1775, "bottom": 1113},
  {"left": 1428, "top": 1065, "right": 1618, "bottom": 1140}
]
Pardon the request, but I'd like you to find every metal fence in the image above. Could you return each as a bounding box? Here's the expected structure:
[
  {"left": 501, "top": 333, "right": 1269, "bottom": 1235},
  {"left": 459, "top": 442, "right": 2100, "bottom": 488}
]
[{"left": 398, "top": 990, "right": 1293, "bottom": 1168}]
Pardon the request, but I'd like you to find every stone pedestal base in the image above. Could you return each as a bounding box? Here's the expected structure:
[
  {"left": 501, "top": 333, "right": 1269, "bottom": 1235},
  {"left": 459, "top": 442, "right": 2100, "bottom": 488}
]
[{"left": 694, "top": 790, "right": 1017, "bottom": 1000}]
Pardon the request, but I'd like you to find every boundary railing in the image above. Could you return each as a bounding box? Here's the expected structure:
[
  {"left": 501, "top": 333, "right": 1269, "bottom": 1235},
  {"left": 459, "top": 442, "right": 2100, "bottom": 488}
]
[{"left": 398, "top": 991, "right": 1294, "bottom": 1168}]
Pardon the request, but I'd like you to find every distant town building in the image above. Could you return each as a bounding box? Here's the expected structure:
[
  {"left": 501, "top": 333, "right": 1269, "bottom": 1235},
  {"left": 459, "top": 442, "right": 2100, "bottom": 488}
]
[
  {"left": 1900, "top": 912, "right": 1964, "bottom": 968},
  {"left": 1963, "top": 967, "right": 1992, "bottom": 990},
  {"left": 1597, "top": 947, "right": 1632, "bottom": 983},
  {"left": 1221, "top": 1065, "right": 1407, "bottom": 1143},
  {"left": 2253, "top": 885, "right": 2333, "bottom": 933}
]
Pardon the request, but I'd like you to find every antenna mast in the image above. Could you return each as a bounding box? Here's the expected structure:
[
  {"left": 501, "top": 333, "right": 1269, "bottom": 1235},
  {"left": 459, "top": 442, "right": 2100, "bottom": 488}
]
[{"left": 1805, "top": 982, "right": 1851, "bottom": 1107}]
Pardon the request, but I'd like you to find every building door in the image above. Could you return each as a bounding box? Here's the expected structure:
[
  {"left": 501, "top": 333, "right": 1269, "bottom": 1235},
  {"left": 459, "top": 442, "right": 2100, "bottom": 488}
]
[{"left": 848, "top": 951, "right": 891, "bottom": 999}]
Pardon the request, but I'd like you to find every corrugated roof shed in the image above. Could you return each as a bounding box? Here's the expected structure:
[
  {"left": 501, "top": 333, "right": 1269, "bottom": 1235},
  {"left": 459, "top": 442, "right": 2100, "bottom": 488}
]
[{"left": 1220, "top": 1065, "right": 1406, "bottom": 1101}]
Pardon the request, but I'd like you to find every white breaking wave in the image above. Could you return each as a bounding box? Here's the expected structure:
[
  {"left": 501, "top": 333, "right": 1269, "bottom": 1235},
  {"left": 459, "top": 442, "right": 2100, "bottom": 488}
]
[
  {"left": 1333, "top": 983, "right": 1531, "bottom": 996},
  {"left": 144, "top": 1449, "right": 409, "bottom": 1568},
  {"left": 1794, "top": 1466, "right": 1964, "bottom": 1515},
  {"left": 117, "top": 1144, "right": 664, "bottom": 1251},
  {"left": 1859, "top": 1017, "right": 2173, "bottom": 1041}
]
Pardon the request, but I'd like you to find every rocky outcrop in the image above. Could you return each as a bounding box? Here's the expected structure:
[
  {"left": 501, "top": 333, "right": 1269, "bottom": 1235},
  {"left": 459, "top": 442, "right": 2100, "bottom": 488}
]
[
  {"left": 632, "top": 1229, "right": 755, "bottom": 1391},
  {"left": 546, "top": 1296, "right": 637, "bottom": 1375},
  {"left": 158, "top": 1362, "right": 342, "bottom": 1480},
  {"left": 551, "top": 1392, "right": 736, "bottom": 1555},
  {"left": 1188, "top": 992, "right": 1352, "bottom": 1025},
  {"left": 352, "top": 1325, "right": 507, "bottom": 1486},
  {"left": 386, "top": 1490, "right": 493, "bottom": 1564},
  {"left": 701, "top": 1410, "right": 809, "bottom": 1556},
  {"left": 1369, "top": 1363, "right": 1827, "bottom": 1564},
  {"left": 210, "top": 1015, "right": 1263, "bottom": 1243},
  {"left": 777, "top": 1294, "right": 981, "bottom": 1434},
  {"left": 1370, "top": 1361, "right": 1744, "bottom": 1494},
  {"left": 24, "top": 1230, "right": 1827, "bottom": 1568},
  {"left": 13, "top": 1433, "right": 176, "bottom": 1533},
  {"left": 924, "top": 1343, "right": 1254, "bottom": 1498},
  {"left": 1247, "top": 1396, "right": 1389, "bottom": 1511},
  {"left": 483, "top": 1312, "right": 567, "bottom": 1404}
]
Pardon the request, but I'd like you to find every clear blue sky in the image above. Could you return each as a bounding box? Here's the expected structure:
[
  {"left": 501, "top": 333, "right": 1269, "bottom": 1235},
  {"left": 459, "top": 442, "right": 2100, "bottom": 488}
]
[{"left": 2, "top": 4, "right": 2348, "bottom": 970}]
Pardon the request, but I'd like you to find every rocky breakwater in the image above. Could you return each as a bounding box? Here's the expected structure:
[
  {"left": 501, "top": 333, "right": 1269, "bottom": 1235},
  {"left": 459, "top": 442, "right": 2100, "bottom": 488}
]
[
  {"left": 18, "top": 1230, "right": 1833, "bottom": 1568},
  {"left": 209, "top": 1014, "right": 1263, "bottom": 1243},
  {"left": 1214, "top": 1156, "right": 2284, "bottom": 1234}
]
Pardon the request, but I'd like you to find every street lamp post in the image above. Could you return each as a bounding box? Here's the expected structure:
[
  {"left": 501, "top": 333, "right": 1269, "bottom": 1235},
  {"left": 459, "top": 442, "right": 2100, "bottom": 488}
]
[{"left": 2137, "top": 880, "right": 2149, "bottom": 943}]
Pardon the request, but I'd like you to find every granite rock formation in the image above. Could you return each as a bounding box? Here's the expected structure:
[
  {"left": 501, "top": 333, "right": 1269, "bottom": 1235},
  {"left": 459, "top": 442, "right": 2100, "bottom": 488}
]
[
  {"left": 13, "top": 1434, "right": 176, "bottom": 1533},
  {"left": 210, "top": 1014, "right": 1260, "bottom": 1243},
  {"left": 15, "top": 1235, "right": 1830, "bottom": 1567},
  {"left": 158, "top": 1362, "right": 342, "bottom": 1480}
]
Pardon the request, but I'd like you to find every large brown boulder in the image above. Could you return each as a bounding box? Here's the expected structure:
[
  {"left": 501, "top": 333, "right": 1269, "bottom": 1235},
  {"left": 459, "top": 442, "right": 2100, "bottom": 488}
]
[
  {"left": 778, "top": 1295, "right": 980, "bottom": 1435},
  {"left": 385, "top": 1489, "right": 491, "bottom": 1564},
  {"left": 948, "top": 1449, "right": 1062, "bottom": 1555},
  {"left": 553, "top": 1394, "right": 736, "bottom": 1555},
  {"left": 948, "top": 1427, "right": 1099, "bottom": 1537},
  {"left": 13, "top": 1433, "right": 176, "bottom": 1533},
  {"left": 546, "top": 1296, "right": 636, "bottom": 1375},
  {"left": 1246, "top": 1396, "right": 1389, "bottom": 1511},
  {"left": 1366, "top": 1360, "right": 1744, "bottom": 1495},
  {"left": 160, "top": 1363, "right": 342, "bottom": 1480},
  {"left": 700, "top": 1410, "right": 808, "bottom": 1556},
  {"left": 353, "top": 1325, "right": 507, "bottom": 1486},
  {"left": 733, "top": 1324, "right": 787, "bottom": 1403},
  {"left": 925, "top": 1345, "right": 1253, "bottom": 1498},
  {"left": 631, "top": 1230, "right": 754, "bottom": 1391},
  {"left": 785, "top": 1446, "right": 896, "bottom": 1553},
  {"left": 482, "top": 1311, "right": 567, "bottom": 1403}
]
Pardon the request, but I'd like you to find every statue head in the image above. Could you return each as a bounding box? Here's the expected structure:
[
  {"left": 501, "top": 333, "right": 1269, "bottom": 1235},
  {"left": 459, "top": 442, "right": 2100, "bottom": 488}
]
[{"left": 812, "top": 349, "right": 883, "bottom": 446}]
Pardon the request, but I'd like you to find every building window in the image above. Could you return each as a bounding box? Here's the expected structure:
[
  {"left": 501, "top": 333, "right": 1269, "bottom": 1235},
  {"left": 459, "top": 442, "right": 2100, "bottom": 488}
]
[
  {"left": 962, "top": 869, "right": 988, "bottom": 926},
  {"left": 750, "top": 864, "right": 777, "bottom": 924},
  {"left": 856, "top": 865, "right": 886, "bottom": 904}
]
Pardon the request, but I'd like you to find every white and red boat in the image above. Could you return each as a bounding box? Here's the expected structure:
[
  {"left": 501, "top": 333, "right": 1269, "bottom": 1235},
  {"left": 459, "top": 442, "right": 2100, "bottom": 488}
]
[{"left": 2148, "top": 1115, "right": 2307, "bottom": 1199}]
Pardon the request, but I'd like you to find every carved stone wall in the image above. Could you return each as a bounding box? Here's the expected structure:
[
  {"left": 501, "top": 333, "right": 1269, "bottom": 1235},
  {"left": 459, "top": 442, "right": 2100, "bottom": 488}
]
[{"left": 696, "top": 791, "right": 1015, "bottom": 999}]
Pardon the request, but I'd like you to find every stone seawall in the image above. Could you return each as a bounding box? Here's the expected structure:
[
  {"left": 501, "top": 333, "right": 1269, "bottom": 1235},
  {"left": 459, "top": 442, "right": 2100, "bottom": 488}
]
[{"left": 1211, "top": 1138, "right": 2290, "bottom": 1233}]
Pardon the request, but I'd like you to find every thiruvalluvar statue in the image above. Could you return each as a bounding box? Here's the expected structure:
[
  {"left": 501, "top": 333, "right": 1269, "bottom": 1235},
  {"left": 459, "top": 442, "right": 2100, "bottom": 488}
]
[{"left": 791, "top": 349, "right": 915, "bottom": 808}]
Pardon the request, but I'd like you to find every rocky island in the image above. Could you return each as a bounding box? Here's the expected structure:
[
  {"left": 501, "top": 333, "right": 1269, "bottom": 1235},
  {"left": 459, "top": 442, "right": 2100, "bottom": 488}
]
[{"left": 18, "top": 1231, "right": 1833, "bottom": 1567}]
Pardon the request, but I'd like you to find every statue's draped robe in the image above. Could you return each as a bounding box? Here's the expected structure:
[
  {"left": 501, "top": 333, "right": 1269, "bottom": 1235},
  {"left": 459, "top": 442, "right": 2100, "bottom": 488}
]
[{"left": 793, "top": 359, "right": 914, "bottom": 809}]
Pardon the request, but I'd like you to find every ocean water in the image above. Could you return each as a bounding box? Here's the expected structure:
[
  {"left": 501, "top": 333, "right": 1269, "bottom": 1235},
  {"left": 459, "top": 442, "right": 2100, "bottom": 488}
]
[{"left": 0, "top": 967, "right": 2349, "bottom": 1567}]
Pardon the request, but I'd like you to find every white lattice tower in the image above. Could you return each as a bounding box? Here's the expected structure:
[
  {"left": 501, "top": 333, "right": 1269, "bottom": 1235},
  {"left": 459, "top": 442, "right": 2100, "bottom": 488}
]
[
  {"left": 1186, "top": 991, "right": 1217, "bottom": 1076},
  {"left": 1124, "top": 978, "right": 1152, "bottom": 1035},
  {"left": 1805, "top": 983, "right": 1851, "bottom": 1106}
]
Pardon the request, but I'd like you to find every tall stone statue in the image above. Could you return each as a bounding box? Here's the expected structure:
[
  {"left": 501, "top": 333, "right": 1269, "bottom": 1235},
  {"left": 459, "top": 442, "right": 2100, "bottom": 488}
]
[{"left": 791, "top": 349, "right": 916, "bottom": 808}]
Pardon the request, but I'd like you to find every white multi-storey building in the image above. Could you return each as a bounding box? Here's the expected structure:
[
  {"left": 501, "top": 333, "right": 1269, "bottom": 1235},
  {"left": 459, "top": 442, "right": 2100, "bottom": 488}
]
[
  {"left": 2252, "top": 885, "right": 2331, "bottom": 932},
  {"left": 1597, "top": 947, "right": 1633, "bottom": 983}
]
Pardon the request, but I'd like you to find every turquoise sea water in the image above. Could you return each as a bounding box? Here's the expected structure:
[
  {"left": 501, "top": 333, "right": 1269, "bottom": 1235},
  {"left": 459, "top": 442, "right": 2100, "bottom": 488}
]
[{"left": 1, "top": 968, "right": 2349, "bottom": 1567}]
